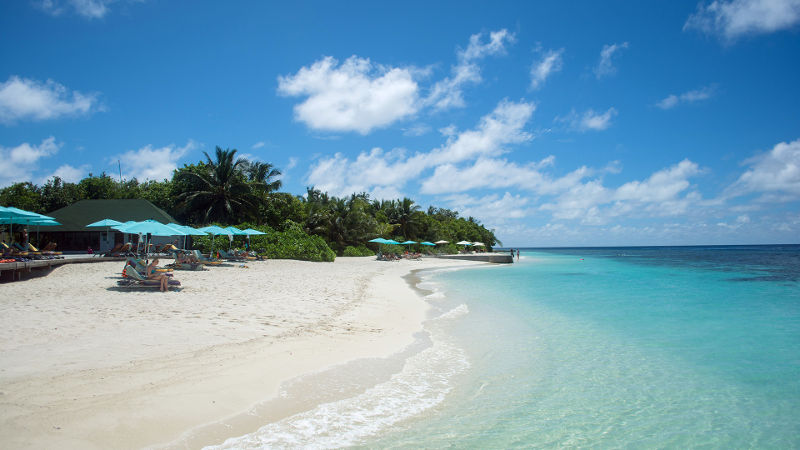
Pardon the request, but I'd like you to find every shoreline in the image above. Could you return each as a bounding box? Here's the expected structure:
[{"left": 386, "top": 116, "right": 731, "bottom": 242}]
[{"left": 0, "top": 256, "right": 485, "bottom": 449}]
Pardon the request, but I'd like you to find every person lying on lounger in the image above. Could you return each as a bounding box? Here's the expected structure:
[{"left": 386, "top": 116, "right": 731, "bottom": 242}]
[{"left": 146, "top": 258, "right": 169, "bottom": 292}]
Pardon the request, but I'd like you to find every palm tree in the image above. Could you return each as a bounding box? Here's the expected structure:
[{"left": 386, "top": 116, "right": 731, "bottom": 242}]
[
  {"left": 175, "top": 147, "right": 257, "bottom": 223},
  {"left": 388, "top": 197, "right": 421, "bottom": 239},
  {"left": 243, "top": 160, "right": 282, "bottom": 193}
]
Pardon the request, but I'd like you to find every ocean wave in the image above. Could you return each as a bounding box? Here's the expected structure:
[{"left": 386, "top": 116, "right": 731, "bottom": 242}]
[
  {"left": 432, "top": 303, "right": 469, "bottom": 321},
  {"left": 205, "top": 335, "right": 469, "bottom": 449},
  {"left": 425, "top": 291, "right": 445, "bottom": 299}
]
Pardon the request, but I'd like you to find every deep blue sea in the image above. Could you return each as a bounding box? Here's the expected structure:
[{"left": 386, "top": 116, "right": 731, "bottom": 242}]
[{"left": 212, "top": 245, "right": 800, "bottom": 448}]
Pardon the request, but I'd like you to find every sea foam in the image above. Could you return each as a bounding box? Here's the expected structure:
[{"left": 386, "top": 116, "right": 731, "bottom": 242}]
[{"left": 205, "top": 306, "right": 470, "bottom": 449}]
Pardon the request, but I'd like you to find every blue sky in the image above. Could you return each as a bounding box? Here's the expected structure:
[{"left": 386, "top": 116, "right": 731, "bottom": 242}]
[{"left": 1, "top": 0, "right": 799, "bottom": 246}]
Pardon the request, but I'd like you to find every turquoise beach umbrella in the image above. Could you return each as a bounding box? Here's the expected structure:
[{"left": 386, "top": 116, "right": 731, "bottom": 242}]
[
  {"left": 115, "top": 219, "right": 187, "bottom": 236},
  {"left": 113, "top": 220, "right": 187, "bottom": 259},
  {"left": 198, "top": 225, "right": 234, "bottom": 254},
  {"left": 420, "top": 241, "right": 435, "bottom": 246},
  {"left": 242, "top": 228, "right": 266, "bottom": 235},
  {"left": 166, "top": 223, "right": 208, "bottom": 250},
  {"left": 240, "top": 228, "right": 266, "bottom": 250},
  {"left": 86, "top": 218, "right": 123, "bottom": 251},
  {"left": 368, "top": 237, "right": 389, "bottom": 244},
  {"left": 0, "top": 206, "right": 56, "bottom": 243},
  {"left": 198, "top": 225, "right": 233, "bottom": 235},
  {"left": 224, "top": 226, "right": 248, "bottom": 235},
  {"left": 166, "top": 223, "right": 208, "bottom": 236},
  {"left": 86, "top": 218, "right": 123, "bottom": 227}
]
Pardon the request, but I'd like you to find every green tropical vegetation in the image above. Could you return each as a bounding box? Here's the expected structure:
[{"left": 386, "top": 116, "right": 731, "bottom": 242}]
[{"left": 0, "top": 147, "right": 499, "bottom": 261}]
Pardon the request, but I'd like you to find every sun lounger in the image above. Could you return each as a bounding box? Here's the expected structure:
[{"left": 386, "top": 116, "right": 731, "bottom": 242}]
[
  {"left": 166, "top": 261, "right": 206, "bottom": 271},
  {"left": 118, "top": 264, "right": 181, "bottom": 289},
  {"left": 124, "top": 257, "right": 173, "bottom": 274},
  {"left": 191, "top": 249, "right": 223, "bottom": 266},
  {"left": 217, "top": 249, "right": 248, "bottom": 261},
  {"left": 37, "top": 242, "right": 63, "bottom": 256},
  {"left": 103, "top": 242, "right": 135, "bottom": 257}
]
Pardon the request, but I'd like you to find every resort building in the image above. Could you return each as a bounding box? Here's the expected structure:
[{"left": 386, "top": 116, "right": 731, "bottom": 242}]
[{"left": 42, "top": 199, "right": 178, "bottom": 252}]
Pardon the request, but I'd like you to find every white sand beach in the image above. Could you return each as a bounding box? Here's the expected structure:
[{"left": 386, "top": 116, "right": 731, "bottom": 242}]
[{"left": 0, "top": 256, "right": 482, "bottom": 449}]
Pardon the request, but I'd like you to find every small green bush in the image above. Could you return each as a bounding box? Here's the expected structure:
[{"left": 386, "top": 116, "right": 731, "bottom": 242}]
[
  {"left": 342, "top": 245, "right": 375, "bottom": 257},
  {"left": 192, "top": 222, "right": 335, "bottom": 262}
]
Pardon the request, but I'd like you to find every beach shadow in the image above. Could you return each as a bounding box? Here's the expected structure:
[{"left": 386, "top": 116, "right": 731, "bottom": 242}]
[{"left": 105, "top": 285, "right": 184, "bottom": 292}]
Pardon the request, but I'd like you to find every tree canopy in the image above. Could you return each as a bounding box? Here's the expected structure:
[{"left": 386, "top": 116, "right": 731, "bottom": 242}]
[{"left": 0, "top": 147, "right": 499, "bottom": 256}]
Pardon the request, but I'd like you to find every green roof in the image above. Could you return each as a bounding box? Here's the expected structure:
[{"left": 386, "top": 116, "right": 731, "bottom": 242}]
[{"left": 46, "top": 199, "right": 177, "bottom": 232}]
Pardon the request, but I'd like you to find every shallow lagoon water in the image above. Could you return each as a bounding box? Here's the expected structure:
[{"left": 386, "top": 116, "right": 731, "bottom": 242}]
[
  {"left": 370, "top": 246, "right": 800, "bottom": 448},
  {"left": 212, "top": 246, "right": 800, "bottom": 448}
]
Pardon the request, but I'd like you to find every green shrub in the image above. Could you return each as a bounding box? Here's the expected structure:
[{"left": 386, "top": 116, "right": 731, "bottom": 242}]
[
  {"left": 192, "top": 233, "right": 237, "bottom": 254},
  {"left": 342, "top": 245, "right": 375, "bottom": 257},
  {"left": 192, "top": 222, "right": 335, "bottom": 262}
]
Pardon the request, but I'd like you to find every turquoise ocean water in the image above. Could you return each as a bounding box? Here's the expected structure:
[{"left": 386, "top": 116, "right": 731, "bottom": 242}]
[{"left": 211, "top": 245, "right": 800, "bottom": 448}]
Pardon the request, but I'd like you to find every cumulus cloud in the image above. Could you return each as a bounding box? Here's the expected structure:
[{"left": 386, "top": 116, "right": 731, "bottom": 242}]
[
  {"left": 530, "top": 48, "right": 564, "bottom": 90},
  {"left": 684, "top": 0, "right": 800, "bottom": 40},
  {"left": 540, "top": 159, "right": 703, "bottom": 224},
  {"left": 36, "top": 0, "right": 139, "bottom": 19},
  {"left": 0, "top": 136, "right": 62, "bottom": 186},
  {"left": 114, "top": 140, "right": 196, "bottom": 181},
  {"left": 306, "top": 99, "right": 535, "bottom": 198},
  {"left": 728, "top": 138, "right": 800, "bottom": 199},
  {"left": 42, "top": 164, "right": 90, "bottom": 184},
  {"left": 444, "top": 192, "right": 531, "bottom": 221},
  {"left": 556, "top": 107, "right": 617, "bottom": 131},
  {"left": 251, "top": 141, "right": 266, "bottom": 149},
  {"left": 420, "top": 156, "right": 590, "bottom": 195},
  {"left": 594, "top": 42, "right": 629, "bottom": 78},
  {"left": 0, "top": 76, "right": 102, "bottom": 124},
  {"left": 427, "top": 29, "right": 515, "bottom": 110},
  {"left": 656, "top": 85, "right": 715, "bottom": 109},
  {"left": 277, "top": 56, "right": 420, "bottom": 134},
  {"left": 403, "top": 123, "right": 432, "bottom": 137},
  {"left": 717, "top": 214, "right": 751, "bottom": 229}
]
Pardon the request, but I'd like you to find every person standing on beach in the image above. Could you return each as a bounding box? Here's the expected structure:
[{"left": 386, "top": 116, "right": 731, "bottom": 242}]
[{"left": 516, "top": 249, "right": 520, "bottom": 261}]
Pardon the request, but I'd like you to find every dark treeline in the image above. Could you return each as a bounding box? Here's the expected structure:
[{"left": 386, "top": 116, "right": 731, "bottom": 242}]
[{"left": 0, "top": 147, "right": 499, "bottom": 256}]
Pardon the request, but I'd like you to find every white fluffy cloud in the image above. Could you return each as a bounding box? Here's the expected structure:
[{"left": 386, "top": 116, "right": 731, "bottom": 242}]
[
  {"left": 594, "top": 42, "right": 629, "bottom": 78},
  {"left": 279, "top": 29, "right": 515, "bottom": 133},
  {"left": 557, "top": 107, "right": 617, "bottom": 131},
  {"left": 684, "top": 0, "right": 800, "bottom": 40},
  {"left": 0, "top": 76, "right": 101, "bottom": 124},
  {"left": 530, "top": 48, "right": 564, "bottom": 90},
  {"left": 420, "top": 156, "right": 593, "bottom": 195},
  {"left": 427, "top": 29, "right": 515, "bottom": 110},
  {"left": 42, "top": 164, "right": 90, "bottom": 184},
  {"left": 277, "top": 56, "right": 420, "bottom": 135},
  {"left": 306, "top": 100, "right": 535, "bottom": 198},
  {"left": 540, "top": 159, "right": 703, "bottom": 224},
  {"left": 0, "top": 137, "right": 62, "bottom": 186},
  {"left": 657, "top": 86, "right": 715, "bottom": 109},
  {"left": 444, "top": 192, "right": 531, "bottom": 221},
  {"left": 114, "top": 140, "right": 196, "bottom": 181},
  {"left": 37, "top": 0, "right": 118, "bottom": 19},
  {"left": 729, "top": 138, "right": 800, "bottom": 198}
]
